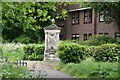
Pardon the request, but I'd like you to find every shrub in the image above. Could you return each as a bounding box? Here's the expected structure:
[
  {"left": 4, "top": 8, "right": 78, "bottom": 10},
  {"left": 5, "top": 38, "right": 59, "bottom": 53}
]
[
  {"left": 58, "top": 43, "right": 86, "bottom": 63},
  {"left": 82, "top": 35, "right": 118, "bottom": 46},
  {"left": 23, "top": 44, "right": 44, "bottom": 61},
  {"left": 13, "top": 35, "right": 35, "bottom": 44},
  {"left": 85, "top": 46, "right": 98, "bottom": 58},
  {"left": 2, "top": 43, "right": 25, "bottom": 61},
  {"left": 92, "top": 44, "right": 120, "bottom": 62}
]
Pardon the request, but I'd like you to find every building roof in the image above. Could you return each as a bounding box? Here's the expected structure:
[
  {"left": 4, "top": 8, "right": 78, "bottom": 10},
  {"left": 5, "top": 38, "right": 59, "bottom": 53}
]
[{"left": 68, "top": 7, "right": 91, "bottom": 12}]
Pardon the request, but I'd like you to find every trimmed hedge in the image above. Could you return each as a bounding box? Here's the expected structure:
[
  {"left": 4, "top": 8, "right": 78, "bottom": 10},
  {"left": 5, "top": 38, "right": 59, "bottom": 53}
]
[
  {"left": 23, "top": 44, "right": 44, "bottom": 61},
  {"left": 87, "top": 44, "right": 120, "bottom": 62},
  {"left": 58, "top": 43, "right": 86, "bottom": 63}
]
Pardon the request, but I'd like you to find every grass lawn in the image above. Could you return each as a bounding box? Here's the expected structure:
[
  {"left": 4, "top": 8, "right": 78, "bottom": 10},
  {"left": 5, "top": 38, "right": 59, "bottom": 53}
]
[{"left": 53, "top": 58, "right": 118, "bottom": 78}]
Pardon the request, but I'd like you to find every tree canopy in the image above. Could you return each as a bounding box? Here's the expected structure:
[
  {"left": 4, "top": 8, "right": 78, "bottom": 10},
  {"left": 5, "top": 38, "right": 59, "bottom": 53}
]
[{"left": 2, "top": 2, "right": 68, "bottom": 43}]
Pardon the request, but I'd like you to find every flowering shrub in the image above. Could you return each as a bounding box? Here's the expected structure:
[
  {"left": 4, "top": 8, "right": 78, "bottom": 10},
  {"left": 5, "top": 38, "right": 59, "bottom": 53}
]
[
  {"left": 2, "top": 43, "right": 26, "bottom": 52},
  {"left": 2, "top": 43, "right": 26, "bottom": 61}
]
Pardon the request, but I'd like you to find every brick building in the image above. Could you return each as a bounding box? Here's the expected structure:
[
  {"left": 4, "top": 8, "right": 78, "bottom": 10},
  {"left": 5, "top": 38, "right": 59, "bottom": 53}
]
[{"left": 55, "top": 4, "right": 120, "bottom": 41}]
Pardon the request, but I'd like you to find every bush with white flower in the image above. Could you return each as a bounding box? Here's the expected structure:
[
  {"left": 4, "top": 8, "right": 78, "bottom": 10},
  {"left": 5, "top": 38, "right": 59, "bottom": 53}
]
[{"left": 2, "top": 43, "right": 26, "bottom": 61}]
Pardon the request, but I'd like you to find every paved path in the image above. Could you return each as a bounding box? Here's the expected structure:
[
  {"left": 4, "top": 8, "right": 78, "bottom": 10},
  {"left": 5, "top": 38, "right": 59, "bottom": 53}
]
[{"left": 26, "top": 61, "right": 73, "bottom": 78}]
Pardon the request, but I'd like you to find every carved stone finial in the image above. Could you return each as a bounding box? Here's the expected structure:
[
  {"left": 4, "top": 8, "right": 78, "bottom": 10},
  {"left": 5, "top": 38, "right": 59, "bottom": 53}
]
[{"left": 51, "top": 18, "right": 55, "bottom": 24}]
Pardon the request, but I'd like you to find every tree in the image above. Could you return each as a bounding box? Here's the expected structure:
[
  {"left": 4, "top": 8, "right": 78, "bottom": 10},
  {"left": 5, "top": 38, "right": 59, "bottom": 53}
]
[{"left": 2, "top": 2, "right": 69, "bottom": 43}]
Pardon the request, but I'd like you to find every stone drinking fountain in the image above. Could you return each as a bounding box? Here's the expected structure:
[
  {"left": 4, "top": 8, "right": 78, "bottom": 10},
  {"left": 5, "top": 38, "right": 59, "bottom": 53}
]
[{"left": 44, "top": 19, "right": 61, "bottom": 61}]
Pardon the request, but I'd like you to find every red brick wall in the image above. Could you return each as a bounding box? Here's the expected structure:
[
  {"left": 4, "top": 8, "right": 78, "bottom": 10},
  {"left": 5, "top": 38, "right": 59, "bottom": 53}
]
[
  {"left": 66, "top": 10, "right": 94, "bottom": 40},
  {"left": 55, "top": 4, "right": 119, "bottom": 40},
  {"left": 65, "top": 10, "right": 119, "bottom": 40},
  {"left": 96, "top": 15, "right": 119, "bottom": 38}
]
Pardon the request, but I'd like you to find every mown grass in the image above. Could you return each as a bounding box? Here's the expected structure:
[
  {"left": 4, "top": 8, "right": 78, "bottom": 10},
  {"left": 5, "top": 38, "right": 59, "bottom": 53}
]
[{"left": 54, "top": 58, "right": 118, "bottom": 78}]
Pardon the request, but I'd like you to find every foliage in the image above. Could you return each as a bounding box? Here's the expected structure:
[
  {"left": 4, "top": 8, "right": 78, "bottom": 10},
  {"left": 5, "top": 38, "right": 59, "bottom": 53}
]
[
  {"left": 13, "top": 35, "right": 35, "bottom": 44},
  {"left": 58, "top": 43, "right": 86, "bottom": 63},
  {"left": 23, "top": 44, "right": 44, "bottom": 61},
  {"left": 2, "top": 2, "right": 54, "bottom": 43},
  {"left": 2, "top": 43, "right": 25, "bottom": 61},
  {"left": 58, "top": 39, "right": 119, "bottom": 62},
  {"left": 1, "top": 62, "right": 28, "bottom": 78},
  {"left": 60, "top": 40, "right": 73, "bottom": 45},
  {"left": 2, "top": 43, "right": 45, "bottom": 61},
  {"left": 82, "top": 35, "right": 118, "bottom": 46},
  {"left": 84, "top": 46, "right": 97, "bottom": 58},
  {"left": 2, "top": 2, "right": 72, "bottom": 43},
  {"left": 3, "top": 50, "right": 25, "bottom": 62},
  {"left": 1, "top": 61, "right": 46, "bottom": 78},
  {"left": 58, "top": 58, "right": 118, "bottom": 78},
  {"left": 2, "top": 43, "right": 25, "bottom": 51},
  {"left": 91, "top": 44, "right": 120, "bottom": 62}
]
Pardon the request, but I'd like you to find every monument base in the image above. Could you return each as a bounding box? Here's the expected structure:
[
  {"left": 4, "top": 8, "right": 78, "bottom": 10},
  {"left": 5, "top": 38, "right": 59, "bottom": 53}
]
[
  {"left": 44, "top": 52, "right": 60, "bottom": 62},
  {"left": 43, "top": 58, "right": 60, "bottom": 62}
]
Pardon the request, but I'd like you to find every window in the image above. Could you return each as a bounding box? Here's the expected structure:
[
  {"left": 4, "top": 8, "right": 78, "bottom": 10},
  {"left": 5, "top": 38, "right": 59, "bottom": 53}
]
[
  {"left": 83, "top": 33, "right": 92, "bottom": 41},
  {"left": 104, "top": 33, "right": 109, "bottom": 36},
  {"left": 72, "top": 14, "right": 75, "bottom": 24},
  {"left": 99, "top": 10, "right": 109, "bottom": 22},
  {"left": 84, "top": 10, "right": 88, "bottom": 23},
  {"left": 99, "top": 11, "right": 104, "bottom": 22},
  {"left": 99, "top": 33, "right": 109, "bottom": 36},
  {"left": 115, "top": 32, "right": 120, "bottom": 41},
  {"left": 76, "top": 13, "right": 79, "bottom": 24},
  {"left": 88, "top": 33, "right": 92, "bottom": 39},
  {"left": 99, "top": 33, "right": 104, "bottom": 35},
  {"left": 72, "top": 34, "right": 79, "bottom": 40},
  {"left": 84, "top": 10, "right": 92, "bottom": 23},
  {"left": 83, "top": 34, "right": 87, "bottom": 41},
  {"left": 72, "top": 12, "right": 79, "bottom": 25}
]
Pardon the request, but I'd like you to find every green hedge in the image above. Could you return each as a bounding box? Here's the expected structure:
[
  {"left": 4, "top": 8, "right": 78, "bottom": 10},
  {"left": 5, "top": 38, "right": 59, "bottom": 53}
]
[
  {"left": 87, "top": 44, "right": 120, "bottom": 62},
  {"left": 58, "top": 43, "right": 86, "bottom": 63},
  {"left": 85, "top": 46, "right": 97, "bottom": 57},
  {"left": 58, "top": 40, "right": 119, "bottom": 63},
  {"left": 81, "top": 35, "right": 118, "bottom": 46},
  {"left": 23, "top": 44, "right": 44, "bottom": 61}
]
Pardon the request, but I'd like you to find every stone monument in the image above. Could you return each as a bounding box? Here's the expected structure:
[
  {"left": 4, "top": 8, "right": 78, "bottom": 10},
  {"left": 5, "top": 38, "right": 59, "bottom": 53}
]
[{"left": 44, "top": 19, "right": 61, "bottom": 61}]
